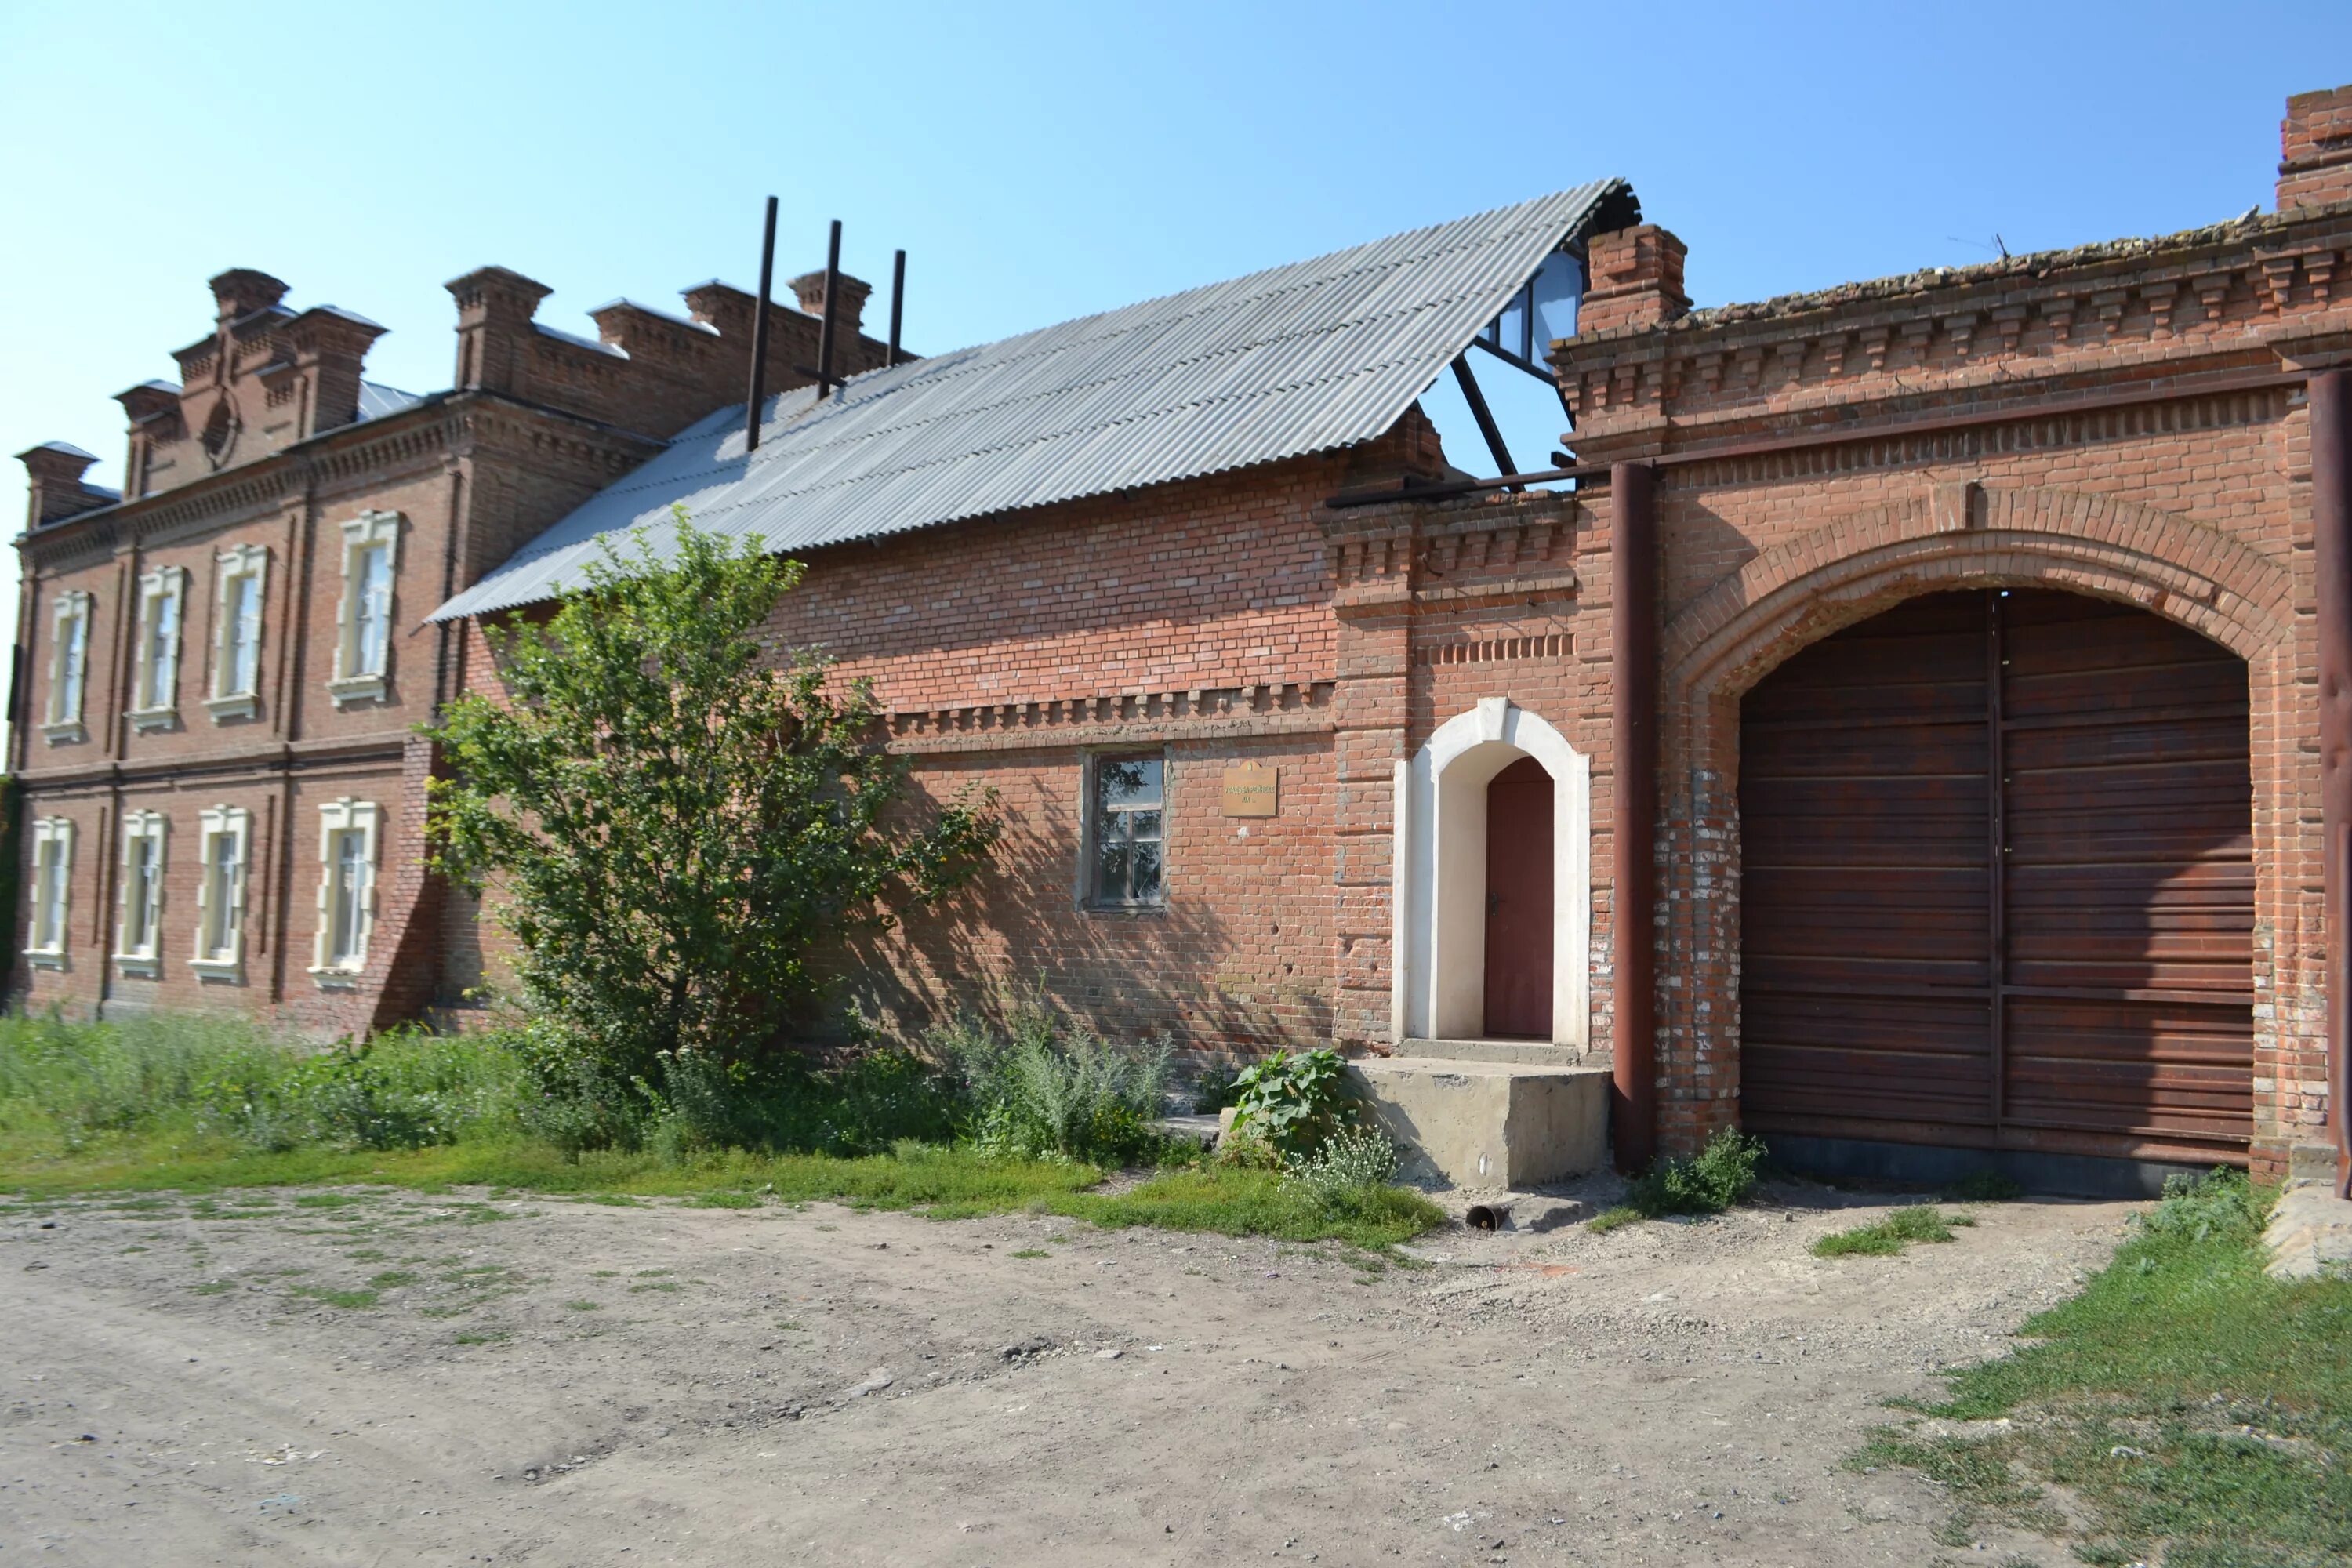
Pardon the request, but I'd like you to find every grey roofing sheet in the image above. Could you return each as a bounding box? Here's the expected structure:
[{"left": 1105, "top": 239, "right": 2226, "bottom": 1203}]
[{"left": 430, "top": 181, "right": 1630, "bottom": 622}]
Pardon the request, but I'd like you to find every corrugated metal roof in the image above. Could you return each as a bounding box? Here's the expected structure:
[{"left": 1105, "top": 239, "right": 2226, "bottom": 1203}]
[{"left": 430, "top": 181, "right": 1632, "bottom": 622}]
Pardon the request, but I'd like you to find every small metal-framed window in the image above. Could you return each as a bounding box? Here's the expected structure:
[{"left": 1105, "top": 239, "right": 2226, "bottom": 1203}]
[{"left": 1087, "top": 753, "right": 1166, "bottom": 909}]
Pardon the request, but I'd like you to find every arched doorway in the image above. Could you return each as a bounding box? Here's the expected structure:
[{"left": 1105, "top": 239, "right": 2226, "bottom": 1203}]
[
  {"left": 1392, "top": 698, "right": 1592, "bottom": 1048},
  {"left": 1484, "top": 757, "right": 1555, "bottom": 1037},
  {"left": 1737, "top": 589, "right": 2253, "bottom": 1166}
]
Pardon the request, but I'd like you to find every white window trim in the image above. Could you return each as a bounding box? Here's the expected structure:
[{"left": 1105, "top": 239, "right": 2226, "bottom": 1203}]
[
  {"left": 112, "top": 810, "right": 169, "bottom": 977},
  {"left": 127, "top": 564, "right": 188, "bottom": 733},
  {"left": 308, "top": 797, "right": 381, "bottom": 988},
  {"left": 24, "top": 816, "right": 74, "bottom": 968},
  {"left": 41, "top": 590, "right": 92, "bottom": 745},
  {"left": 189, "top": 804, "right": 252, "bottom": 981},
  {"left": 327, "top": 510, "right": 400, "bottom": 709},
  {"left": 205, "top": 543, "right": 270, "bottom": 721}
]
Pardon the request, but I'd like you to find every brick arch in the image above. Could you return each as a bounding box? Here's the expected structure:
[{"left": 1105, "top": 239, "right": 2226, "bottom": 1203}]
[
  {"left": 1664, "top": 485, "right": 2295, "bottom": 701},
  {"left": 1640, "top": 483, "right": 2300, "bottom": 1162}
]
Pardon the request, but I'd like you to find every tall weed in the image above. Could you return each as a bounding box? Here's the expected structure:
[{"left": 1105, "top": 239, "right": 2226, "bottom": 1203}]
[{"left": 933, "top": 1007, "right": 1171, "bottom": 1165}]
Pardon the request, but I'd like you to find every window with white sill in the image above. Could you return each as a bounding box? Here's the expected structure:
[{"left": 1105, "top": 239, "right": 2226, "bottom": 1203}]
[
  {"left": 328, "top": 510, "right": 399, "bottom": 707},
  {"left": 114, "top": 811, "right": 169, "bottom": 976},
  {"left": 26, "top": 817, "right": 74, "bottom": 967},
  {"left": 207, "top": 543, "right": 269, "bottom": 720},
  {"left": 42, "top": 591, "right": 92, "bottom": 744},
  {"left": 190, "top": 805, "right": 252, "bottom": 980},
  {"left": 309, "top": 797, "right": 380, "bottom": 985},
  {"left": 128, "top": 565, "right": 187, "bottom": 732}
]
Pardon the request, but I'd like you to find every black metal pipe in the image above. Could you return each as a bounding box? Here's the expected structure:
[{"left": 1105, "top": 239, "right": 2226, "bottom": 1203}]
[
  {"left": 1610, "top": 459, "right": 1659, "bottom": 1175},
  {"left": 887, "top": 249, "right": 906, "bottom": 368},
  {"left": 816, "top": 218, "right": 842, "bottom": 397},
  {"left": 1450, "top": 355, "right": 1519, "bottom": 488},
  {"left": 745, "top": 195, "right": 777, "bottom": 452},
  {"left": 2314, "top": 368, "right": 2352, "bottom": 1198}
]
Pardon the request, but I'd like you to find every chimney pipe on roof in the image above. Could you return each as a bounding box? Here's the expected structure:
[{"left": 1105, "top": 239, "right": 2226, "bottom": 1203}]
[
  {"left": 746, "top": 195, "right": 778, "bottom": 453},
  {"left": 888, "top": 249, "right": 906, "bottom": 368},
  {"left": 816, "top": 220, "right": 843, "bottom": 397}
]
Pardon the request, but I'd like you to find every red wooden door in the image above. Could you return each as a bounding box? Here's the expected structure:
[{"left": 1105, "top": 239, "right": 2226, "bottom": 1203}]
[
  {"left": 1738, "top": 590, "right": 2252, "bottom": 1164},
  {"left": 1484, "top": 756, "right": 1554, "bottom": 1038}
]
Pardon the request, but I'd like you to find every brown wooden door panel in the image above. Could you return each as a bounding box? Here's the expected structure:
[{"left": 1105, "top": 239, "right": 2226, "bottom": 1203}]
[
  {"left": 1483, "top": 756, "right": 1552, "bottom": 1039},
  {"left": 1738, "top": 589, "right": 2253, "bottom": 1163}
]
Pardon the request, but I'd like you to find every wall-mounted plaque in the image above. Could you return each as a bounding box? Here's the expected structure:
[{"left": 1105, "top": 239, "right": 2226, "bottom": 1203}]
[{"left": 1221, "top": 760, "right": 1278, "bottom": 818}]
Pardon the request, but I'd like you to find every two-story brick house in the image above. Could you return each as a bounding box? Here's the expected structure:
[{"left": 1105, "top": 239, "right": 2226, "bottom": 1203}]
[
  {"left": 9, "top": 259, "right": 890, "bottom": 1035},
  {"left": 18, "top": 85, "right": 2352, "bottom": 1198}
]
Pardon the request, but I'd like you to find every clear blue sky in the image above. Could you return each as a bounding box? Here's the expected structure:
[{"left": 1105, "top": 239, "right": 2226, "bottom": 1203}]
[{"left": 5, "top": 0, "right": 2346, "bottom": 666}]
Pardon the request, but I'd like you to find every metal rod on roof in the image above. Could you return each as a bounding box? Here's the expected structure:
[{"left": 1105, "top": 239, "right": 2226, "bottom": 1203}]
[
  {"left": 746, "top": 195, "right": 778, "bottom": 453},
  {"left": 817, "top": 218, "right": 843, "bottom": 397},
  {"left": 1450, "top": 355, "right": 1520, "bottom": 490},
  {"left": 887, "top": 249, "right": 906, "bottom": 368}
]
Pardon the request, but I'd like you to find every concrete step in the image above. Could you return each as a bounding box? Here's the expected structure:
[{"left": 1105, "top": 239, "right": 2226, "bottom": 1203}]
[
  {"left": 1348, "top": 1056, "right": 1610, "bottom": 1189},
  {"left": 1403, "top": 1037, "right": 1608, "bottom": 1067}
]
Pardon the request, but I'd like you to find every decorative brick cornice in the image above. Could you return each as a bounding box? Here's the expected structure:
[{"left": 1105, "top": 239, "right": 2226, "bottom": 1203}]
[
  {"left": 1554, "top": 203, "right": 2352, "bottom": 451},
  {"left": 1319, "top": 492, "right": 1580, "bottom": 619},
  {"left": 885, "top": 680, "right": 1335, "bottom": 754}
]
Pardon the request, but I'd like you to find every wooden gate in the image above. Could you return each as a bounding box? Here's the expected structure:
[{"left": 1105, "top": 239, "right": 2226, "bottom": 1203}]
[
  {"left": 1738, "top": 590, "right": 2252, "bottom": 1163},
  {"left": 1483, "top": 756, "right": 1554, "bottom": 1038}
]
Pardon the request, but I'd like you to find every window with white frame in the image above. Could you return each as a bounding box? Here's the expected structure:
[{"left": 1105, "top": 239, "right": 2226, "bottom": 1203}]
[
  {"left": 128, "top": 564, "right": 187, "bottom": 731},
  {"left": 113, "top": 811, "right": 168, "bottom": 975},
  {"left": 309, "top": 797, "right": 380, "bottom": 983},
  {"left": 25, "top": 817, "right": 74, "bottom": 967},
  {"left": 206, "top": 543, "right": 269, "bottom": 720},
  {"left": 41, "top": 591, "right": 93, "bottom": 744},
  {"left": 328, "top": 510, "right": 399, "bottom": 707},
  {"left": 190, "top": 805, "right": 252, "bottom": 979}
]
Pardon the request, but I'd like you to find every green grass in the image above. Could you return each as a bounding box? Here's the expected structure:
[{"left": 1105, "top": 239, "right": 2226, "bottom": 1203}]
[
  {"left": 0, "top": 1135, "right": 1440, "bottom": 1249},
  {"left": 1011, "top": 1247, "right": 1050, "bottom": 1259},
  {"left": 1811, "top": 1204, "right": 1976, "bottom": 1258},
  {"left": 1853, "top": 1171, "right": 2352, "bottom": 1565},
  {"left": 289, "top": 1283, "right": 379, "bottom": 1309},
  {"left": 1587, "top": 1205, "right": 1641, "bottom": 1234}
]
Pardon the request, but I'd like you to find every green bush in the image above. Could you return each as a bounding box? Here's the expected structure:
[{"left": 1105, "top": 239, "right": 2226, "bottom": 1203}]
[
  {"left": 1284, "top": 1125, "right": 1399, "bottom": 1204},
  {"left": 1626, "top": 1126, "right": 1767, "bottom": 1218},
  {"left": 198, "top": 1028, "right": 530, "bottom": 1152},
  {"left": 1226, "top": 1047, "right": 1352, "bottom": 1163},
  {"left": 933, "top": 1008, "right": 1171, "bottom": 1166}
]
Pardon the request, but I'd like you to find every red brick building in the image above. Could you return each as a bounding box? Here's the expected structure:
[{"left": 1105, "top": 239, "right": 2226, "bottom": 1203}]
[{"left": 18, "top": 87, "right": 2352, "bottom": 1196}]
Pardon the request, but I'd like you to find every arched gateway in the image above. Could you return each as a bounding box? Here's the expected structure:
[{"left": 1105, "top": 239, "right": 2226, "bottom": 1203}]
[{"left": 1737, "top": 589, "right": 2255, "bottom": 1167}]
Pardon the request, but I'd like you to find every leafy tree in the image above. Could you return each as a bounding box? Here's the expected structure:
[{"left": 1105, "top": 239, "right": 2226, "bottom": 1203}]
[{"left": 426, "top": 513, "right": 998, "bottom": 1080}]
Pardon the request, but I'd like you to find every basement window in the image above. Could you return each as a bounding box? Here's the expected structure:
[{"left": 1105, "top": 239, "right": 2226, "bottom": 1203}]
[{"left": 1087, "top": 754, "right": 1166, "bottom": 909}]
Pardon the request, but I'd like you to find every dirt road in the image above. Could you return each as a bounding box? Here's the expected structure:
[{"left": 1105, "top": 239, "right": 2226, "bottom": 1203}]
[{"left": 1, "top": 1180, "right": 2132, "bottom": 1566}]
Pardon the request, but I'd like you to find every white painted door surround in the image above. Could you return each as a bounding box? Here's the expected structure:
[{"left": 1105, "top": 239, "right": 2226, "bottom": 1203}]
[{"left": 1391, "top": 697, "right": 1592, "bottom": 1047}]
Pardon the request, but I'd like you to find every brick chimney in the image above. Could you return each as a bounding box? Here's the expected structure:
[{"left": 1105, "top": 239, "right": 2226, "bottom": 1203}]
[
  {"left": 16, "top": 442, "right": 116, "bottom": 529},
  {"left": 2279, "top": 85, "right": 2352, "bottom": 211},
  {"left": 1575, "top": 225, "right": 1691, "bottom": 336},
  {"left": 285, "top": 306, "right": 388, "bottom": 436},
  {"left": 209, "top": 267, "right": 289, "bottom": 324},
  {"left": 789, "top": 268, "right": 872, "bottom": 335},
  {"left": 446, "top": 266, "right": 554, "bottom": 395}
]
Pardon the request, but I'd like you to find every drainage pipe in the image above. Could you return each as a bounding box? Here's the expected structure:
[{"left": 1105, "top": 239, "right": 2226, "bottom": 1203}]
[
  {"left": 2314, "top": 369, "right": 2352, "bottom": 1198},
  {"left": 1610, "top": 460, "right": 1659, "bottom": 1174}
]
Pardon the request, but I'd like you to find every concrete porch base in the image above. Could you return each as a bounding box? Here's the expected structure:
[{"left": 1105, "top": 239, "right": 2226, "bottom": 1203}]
[{"left": 1347, "top": 1057, "right": 1610, "bottom": 1189}]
